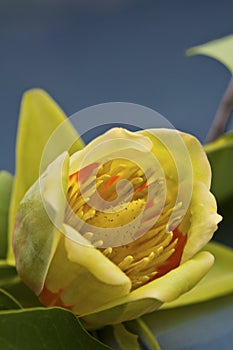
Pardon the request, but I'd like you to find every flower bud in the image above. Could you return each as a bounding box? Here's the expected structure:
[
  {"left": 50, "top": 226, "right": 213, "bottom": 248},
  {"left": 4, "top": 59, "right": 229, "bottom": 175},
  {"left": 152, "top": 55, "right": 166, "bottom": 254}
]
[{"left": 13, "top": 128, "right": 221, "bottom": 328}]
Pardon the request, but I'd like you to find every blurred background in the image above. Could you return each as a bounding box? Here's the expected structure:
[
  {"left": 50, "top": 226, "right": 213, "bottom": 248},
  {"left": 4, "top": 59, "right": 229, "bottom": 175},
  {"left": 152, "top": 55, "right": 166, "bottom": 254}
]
[
  {"left": 0, "top": 2, "right": 233, "bottom": 349},
  {"left": 1, "top": 0, "right": 233, "bottom": 173}
]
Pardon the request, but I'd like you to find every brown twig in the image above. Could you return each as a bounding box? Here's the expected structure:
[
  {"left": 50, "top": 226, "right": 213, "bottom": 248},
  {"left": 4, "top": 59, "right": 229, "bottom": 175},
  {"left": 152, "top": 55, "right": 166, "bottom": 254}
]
[{"left": 205, "top": 76, "right": 233, "bottom": 143}]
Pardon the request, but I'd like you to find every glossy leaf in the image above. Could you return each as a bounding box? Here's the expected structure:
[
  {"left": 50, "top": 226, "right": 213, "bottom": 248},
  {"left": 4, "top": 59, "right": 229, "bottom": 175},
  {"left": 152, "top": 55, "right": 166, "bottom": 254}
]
[
  {"left": 0, "top": 263, "right": 33, "bottom": 307},
  {"left": 8, "top": 89, "right": 84, "bottom": 264},
  {"left": 113, "top": 324, "right": 140, "bottom": 350},
  {"left": 0, "top": 308, "right": 112, "bottom": 350},
  {"left": 161, "top": 241, "right": 233, "bottom": 309},
  {"left": 205, "top": 131, "right": 233, "bottom": 202},
  {"left": 0, "top": 289, "right": 22, "bottom": 310},
  {"left": 187, "top": 34, "right": 233, "bottom": 73},
  {"left": 0, "top": 171, "right": 13, "bottom": 259},
  {"left": 214, "top": 194, "right": 233, "bottom": 249},
  {"left": 0, "top": 262, "right": 19, "bottom": 287},
  {"left": 4, "top": 279, "right": 42, "bottom": 308}
]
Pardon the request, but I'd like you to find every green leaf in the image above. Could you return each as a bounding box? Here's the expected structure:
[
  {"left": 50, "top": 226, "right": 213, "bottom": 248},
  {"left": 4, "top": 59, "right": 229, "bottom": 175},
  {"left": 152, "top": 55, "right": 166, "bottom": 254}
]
[
  {"left": 0, "top": 172, "right": 13, "bottom": 259},
  {"left": 113, "top": 324, "right": 140, "bottom": 350},
  {"left": 205, "top": 131, "right": 233, "bottom": 203},
  {"left": 161, "top": 241, "right": 233, "bottom": 309},
  {"left": 0, "top": 308, "right": 112, "bottom": 350},
  {"left": 0, "top": 262, "right": 42, "bottom": 308},
  {"left": 0, "top": 262, "right": 19, "bottom": 287},
  {"left": 187, "top": 34, "right": 233, "bottom": 73},
  {"left": 214, "top": 194, "right": 233, "bottom": 249},
  {"left": 8, "top": 89, "right": 84, "bottom": 264},
  {"left": 3, "top": 279, "right": 42, "bottom": 308},
  {"left": 0, "top": 289, "right": 22, "bottom": 310}
]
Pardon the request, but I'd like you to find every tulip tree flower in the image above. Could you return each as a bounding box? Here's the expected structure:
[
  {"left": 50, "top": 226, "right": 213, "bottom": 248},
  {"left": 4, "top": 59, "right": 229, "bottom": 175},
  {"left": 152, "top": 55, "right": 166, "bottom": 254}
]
[{"left": 13, "top": 124, "right": 222, "bottom": 329}]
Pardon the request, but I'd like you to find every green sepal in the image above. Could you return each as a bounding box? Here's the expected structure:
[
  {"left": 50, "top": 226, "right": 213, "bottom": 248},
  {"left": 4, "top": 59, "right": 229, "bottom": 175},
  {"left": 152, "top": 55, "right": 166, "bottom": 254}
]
[
  {"left": 113, "top": 323, "right": 140, "bottom": 350},
  {"left": 13, "top": 153, "right": 69, "bottom": 295},
  {"left": 8, "top": 89, "right": 84, "bottom": 264}
]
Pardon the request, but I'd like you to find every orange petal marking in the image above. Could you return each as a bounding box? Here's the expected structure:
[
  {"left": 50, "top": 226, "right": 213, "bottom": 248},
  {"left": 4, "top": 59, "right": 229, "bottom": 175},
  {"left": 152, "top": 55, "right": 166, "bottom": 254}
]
[
  {"left": 103, "top": 175, "right": 119, "bottom": 189},
  {"left": 69, "top": 162, "right": 99, "bottom": 185},
  {"left": 39, "top": 285, "right": 73, "bottom": 311},
  {"left": 134, "top": 181, "right": 147, "bottom": 193},
  {"left": 156, "top": 227, "right": 187, "bottom": 279}
]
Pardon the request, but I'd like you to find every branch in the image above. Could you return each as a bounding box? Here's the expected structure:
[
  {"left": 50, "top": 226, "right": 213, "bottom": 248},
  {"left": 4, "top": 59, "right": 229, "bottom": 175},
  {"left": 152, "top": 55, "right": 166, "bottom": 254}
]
[{"left": 205, "top": 76, "right": 233, "bottom": 143}]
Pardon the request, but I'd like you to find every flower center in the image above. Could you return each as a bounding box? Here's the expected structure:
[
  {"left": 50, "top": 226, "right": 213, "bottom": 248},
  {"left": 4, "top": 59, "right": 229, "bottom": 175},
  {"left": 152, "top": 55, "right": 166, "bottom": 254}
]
[{"left": 65, "top": 159, "right": 187, "bottom": 290}]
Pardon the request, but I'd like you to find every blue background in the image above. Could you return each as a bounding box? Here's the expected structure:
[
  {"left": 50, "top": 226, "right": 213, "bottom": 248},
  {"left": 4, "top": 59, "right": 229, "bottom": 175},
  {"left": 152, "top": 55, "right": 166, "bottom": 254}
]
[
  {"left": 1, "top": 0, "right": 233, "bottom": 173},
  {"left": 0, "top": 1, "right": 233, "bottom": 349}
]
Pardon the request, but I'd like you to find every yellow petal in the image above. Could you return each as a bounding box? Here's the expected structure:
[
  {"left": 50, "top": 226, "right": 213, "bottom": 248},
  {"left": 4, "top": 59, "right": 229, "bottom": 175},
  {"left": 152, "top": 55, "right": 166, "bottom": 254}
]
[
  {"left": 179, "top": 131, "right": 211, "bottom": 187},
  {"left": 69, "top": 127, "right": 153, "bottom": 174},
  {"left": 40, "top": 231, "right": 131, "bottom": 315},
  {"left": 139, "top": 129, "right": 211, "bottom": 187},
  {"left": 161, "top": 241, "right": 233, "bottom": 309},
  {"left": 181, "top": 182, "right": 222, "bottom": 262},
  {"left": 138, "top": 129, "right": 221, "bottom": 260},
  {"left": 81, "top": 251, "right": 214, "bottom": 329}
]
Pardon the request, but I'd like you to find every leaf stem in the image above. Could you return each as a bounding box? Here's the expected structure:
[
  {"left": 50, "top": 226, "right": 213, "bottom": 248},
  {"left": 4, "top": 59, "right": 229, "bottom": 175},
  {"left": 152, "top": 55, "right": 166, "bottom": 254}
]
[
  {"left": 135, "top": 318, "right": 161, "bottom": 350},
  {"left": 205, "top": 76, "right": 233, "bottom": 143}
]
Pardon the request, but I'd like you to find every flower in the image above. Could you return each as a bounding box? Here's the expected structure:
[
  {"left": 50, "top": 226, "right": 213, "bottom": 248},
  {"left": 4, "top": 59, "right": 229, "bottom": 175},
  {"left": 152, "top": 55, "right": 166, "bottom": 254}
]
[{"left": 13, "top": 127, "right": 221, "bottom": 329}]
